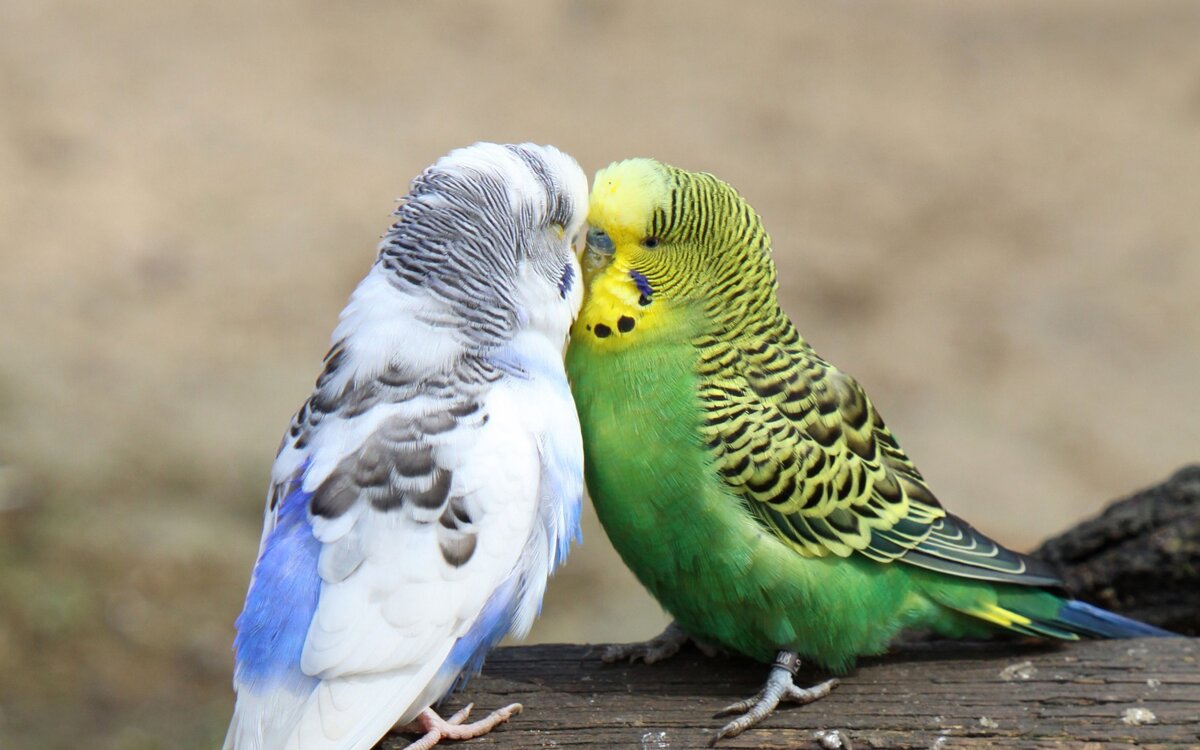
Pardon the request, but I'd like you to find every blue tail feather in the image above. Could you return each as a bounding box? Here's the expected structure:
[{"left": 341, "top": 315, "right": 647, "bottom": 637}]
[{"left": 1056, "top": 600, "right": 1176, "bottom": 639}]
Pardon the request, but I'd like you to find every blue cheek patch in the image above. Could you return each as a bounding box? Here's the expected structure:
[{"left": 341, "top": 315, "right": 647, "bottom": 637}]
[
  {"left": 630, "top": 270, "right": 653, "bottom": 303},
  {"left": 558, "top": 261, "right": 575, "bottom": 299}
]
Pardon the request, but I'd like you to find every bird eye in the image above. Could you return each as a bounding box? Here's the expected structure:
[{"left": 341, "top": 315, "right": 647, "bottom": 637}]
[
  {"left": 586, "top": 227, "right": 614, "bottom": 255},
  {"left": 642, "top": 237, "right": 660, "bottom": 249}
]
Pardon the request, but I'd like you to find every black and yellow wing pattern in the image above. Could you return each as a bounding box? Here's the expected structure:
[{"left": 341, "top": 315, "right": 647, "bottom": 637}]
[{"left": 696, "top": 309, "right": 1061, "bottom": 588}]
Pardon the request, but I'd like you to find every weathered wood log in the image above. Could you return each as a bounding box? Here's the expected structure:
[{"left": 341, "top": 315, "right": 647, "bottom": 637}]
[
  {"left": 1034, "top": 465, "right": 1200, "bottom": 636},
  {"left": 374, "top": 468, "right": 1200, "bottom": 749},
  {"left": 379, "top": 640, "right": 1199, "bottom": 749}
]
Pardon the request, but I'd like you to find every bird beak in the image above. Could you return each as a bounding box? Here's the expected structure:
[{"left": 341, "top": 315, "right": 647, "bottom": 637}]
[{"left": 581, "top": 225, "right": 615, "bottom": 289}]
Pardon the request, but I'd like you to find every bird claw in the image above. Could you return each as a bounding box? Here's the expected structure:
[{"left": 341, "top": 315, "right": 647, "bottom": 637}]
[
  {"left": 712, "top": 678, "right": 837, "bottom": 720},
  {"left": 397, "top": 702, "right": 523, "bottom": 750},
  {"left": 709, "top": 652, "right": 837, "bottom": 746},
  {"left": 600, "top": 622, "right": 695, "bottom": 664}
]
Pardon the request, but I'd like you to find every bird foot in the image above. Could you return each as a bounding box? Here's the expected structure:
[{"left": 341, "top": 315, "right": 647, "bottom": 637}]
[
  {"left": 709, "top": 651, "right": 838, "bottom": 746},
  {"left": 600, "top": 622, "right": 717, "bottom": 664},
  {"left": 395, "top": 702, "right": 522, "bottom": 750}
]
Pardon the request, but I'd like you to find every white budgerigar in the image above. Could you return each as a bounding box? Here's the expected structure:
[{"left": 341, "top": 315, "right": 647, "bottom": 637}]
[{"left": 224, "top": 143, "right": 589, "bottom": 750}]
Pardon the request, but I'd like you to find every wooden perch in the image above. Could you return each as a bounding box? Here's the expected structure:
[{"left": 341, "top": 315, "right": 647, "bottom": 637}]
[
  {"left": 378, "top": 639, "right": 1200, "bottom": 749},
  {"left": 376, "top": 468, "right": 1200, "bottom": 749}
]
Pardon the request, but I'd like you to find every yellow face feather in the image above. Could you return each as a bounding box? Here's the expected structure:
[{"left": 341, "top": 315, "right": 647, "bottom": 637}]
[
  {"left": 573, "top": 159, "right": 680, "bottom": 351},
  {"left": 572, "top": 249, "right": 680, "bottom": 351},
  {"left": 588, "top": 158, "right": 670, "bottom": 248}
]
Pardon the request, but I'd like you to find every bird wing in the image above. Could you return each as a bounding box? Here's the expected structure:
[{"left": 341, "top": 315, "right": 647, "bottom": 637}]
[
  {"left": 227, "top": 349, "right": 564, "bottom": 750},
  {"left": 702, "top": 329, "right": 1060, "bottom": 586}
]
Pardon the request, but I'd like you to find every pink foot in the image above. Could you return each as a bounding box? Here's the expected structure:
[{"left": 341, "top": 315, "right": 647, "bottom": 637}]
[{"left": 396, "top": 703, "right": 523, "bottom": 750}]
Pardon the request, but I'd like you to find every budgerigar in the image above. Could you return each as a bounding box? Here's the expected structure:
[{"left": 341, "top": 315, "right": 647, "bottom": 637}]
[
  {"left": 224, "top": 143, "right": 588, "bottom": 750},
  {"left": 565, "top": 158, "right": 1172, "bottom": 744}
]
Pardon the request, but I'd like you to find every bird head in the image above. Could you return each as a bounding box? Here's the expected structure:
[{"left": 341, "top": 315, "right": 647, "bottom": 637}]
[
  {"left": 339, "top": 143, "right": 587, "bottom": 377},
  {"left": 581, "top": 158, "right": 776, "bottom": 318}
]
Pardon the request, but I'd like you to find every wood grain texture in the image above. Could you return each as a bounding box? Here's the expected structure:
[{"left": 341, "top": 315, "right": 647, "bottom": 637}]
[{"left": 377, "top": 639, "right": 1200, "bottom": 749}]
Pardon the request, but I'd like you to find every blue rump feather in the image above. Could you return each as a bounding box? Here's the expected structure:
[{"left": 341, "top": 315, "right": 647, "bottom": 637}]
[{"left": 233, "top": 478, "right": 322, "bottom": 691}]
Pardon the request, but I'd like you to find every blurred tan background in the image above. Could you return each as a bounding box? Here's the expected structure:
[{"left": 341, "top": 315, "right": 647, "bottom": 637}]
[{"left": 2, "top": 0, "right": 1199, "bottom": 747}]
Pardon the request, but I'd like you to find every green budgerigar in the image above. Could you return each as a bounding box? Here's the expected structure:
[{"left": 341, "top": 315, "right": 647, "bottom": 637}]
[{"left": 565, "top": 158, "right": 1172, "bottom": 743}]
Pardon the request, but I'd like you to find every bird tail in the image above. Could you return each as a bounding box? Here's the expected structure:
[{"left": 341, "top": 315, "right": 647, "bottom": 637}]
[
  {"left": 223, "top": 654, "right": 455, "bottom": 750},
  {"left": 223, "top": 678, "right": 315, "bottom": 750},
  {"left": 978, "top": 588, "right": 1176, "bottom": 640},
  {"left": 1050, "top": 599, "right": 1175, "bottom": 638}
]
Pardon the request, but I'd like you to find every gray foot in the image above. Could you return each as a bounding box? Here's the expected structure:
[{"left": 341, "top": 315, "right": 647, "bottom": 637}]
[
  {"left": 709, "top": 651, "right": 838, "bottom": 746},
  {"left": 600, "top": 622, "right": 717, "bottom": 664}
]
